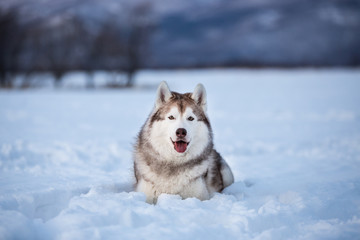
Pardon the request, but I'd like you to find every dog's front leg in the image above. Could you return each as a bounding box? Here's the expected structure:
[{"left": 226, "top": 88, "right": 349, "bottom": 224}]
[
  {"left": 136, "top": 179, "right": 157, "bottom": 204},
  {"left": 182, "top": 177, "right": 210, "bottom": 201}
]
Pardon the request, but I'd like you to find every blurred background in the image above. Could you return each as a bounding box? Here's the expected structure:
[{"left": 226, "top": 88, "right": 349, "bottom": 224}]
[{"left": 1, "top": 0, "right": 360, "bottom": 89}]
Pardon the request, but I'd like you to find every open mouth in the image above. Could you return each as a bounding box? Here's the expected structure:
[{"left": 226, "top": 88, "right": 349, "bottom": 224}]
[{"left": 171, "top": 139, "right": 189, "bottom": 153}]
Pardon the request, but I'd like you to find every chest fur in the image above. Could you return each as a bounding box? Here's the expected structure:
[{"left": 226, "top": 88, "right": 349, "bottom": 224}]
[{"left": 136, "top": 157, "right": 210, "bottom": 194}]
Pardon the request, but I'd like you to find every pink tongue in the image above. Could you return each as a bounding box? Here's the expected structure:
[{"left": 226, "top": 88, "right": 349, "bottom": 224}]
[{"left": 174, "top": 141, "right": 187, "bottom": 153}]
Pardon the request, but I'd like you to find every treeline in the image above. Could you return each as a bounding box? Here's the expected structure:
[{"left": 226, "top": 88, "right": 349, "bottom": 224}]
[{"left": 0, "top": 2, "right": 154, "bottom": 88}]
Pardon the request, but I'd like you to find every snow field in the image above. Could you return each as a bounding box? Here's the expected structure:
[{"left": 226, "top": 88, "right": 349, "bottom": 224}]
[{"left": 1, "top": 68, "right": 360, "bottom": 239}]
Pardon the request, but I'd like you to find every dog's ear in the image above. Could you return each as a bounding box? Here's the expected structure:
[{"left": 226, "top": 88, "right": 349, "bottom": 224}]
[
  {"left": 192, "top": 83, "right": 207, "bottom": 112},
  {"left": 155, "top": 81, "right": 172, "bottom": 108}
]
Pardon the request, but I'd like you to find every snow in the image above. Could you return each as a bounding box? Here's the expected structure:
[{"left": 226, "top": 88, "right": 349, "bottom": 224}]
[{"left": 1, "top": 68, "right": 360, "bottom": 240}]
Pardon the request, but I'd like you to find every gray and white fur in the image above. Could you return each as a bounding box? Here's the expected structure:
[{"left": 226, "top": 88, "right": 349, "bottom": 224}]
[{"left": 133, "top": 81, "right": 234, "bottom": 203}]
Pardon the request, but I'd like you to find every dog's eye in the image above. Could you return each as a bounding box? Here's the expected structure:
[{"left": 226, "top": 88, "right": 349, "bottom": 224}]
[
  {"left": 168, "top": 115, "right": 175, "bottom": 120},
  {"left": 187, "top": 116, "right": 194, "bottom": 121}
]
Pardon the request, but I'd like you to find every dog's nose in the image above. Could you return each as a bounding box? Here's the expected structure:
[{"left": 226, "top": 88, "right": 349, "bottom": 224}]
[{"left": 176, "top": 128, "right": 187, "bottom": 138}]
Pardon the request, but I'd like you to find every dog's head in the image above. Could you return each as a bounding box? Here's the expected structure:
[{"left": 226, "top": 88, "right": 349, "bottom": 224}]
[{"left": 147, "top": 81, "right": 212, "bottom": 160}]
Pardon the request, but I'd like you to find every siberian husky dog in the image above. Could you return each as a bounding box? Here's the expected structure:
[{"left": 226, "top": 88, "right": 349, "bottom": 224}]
[{"left": 133, "top": 81, "right": 234, "bottom": 203}]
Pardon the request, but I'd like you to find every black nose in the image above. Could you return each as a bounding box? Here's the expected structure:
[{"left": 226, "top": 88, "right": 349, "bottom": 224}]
[{"left": 176, "top": 128, "right": 187, "bottom": 138}]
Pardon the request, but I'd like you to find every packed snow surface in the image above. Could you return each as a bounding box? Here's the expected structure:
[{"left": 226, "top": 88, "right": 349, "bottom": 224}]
[{"left": 1, "top": 69, "right": 360, "bottom": 240}]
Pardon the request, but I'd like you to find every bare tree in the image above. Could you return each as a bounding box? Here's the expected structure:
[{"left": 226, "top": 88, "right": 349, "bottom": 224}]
[
  {"left": 27, "top": 15, "right": 91, "bottom": 87},
  {"left": 42, "top": 17, "right": 79, "bottom": 87},
  {"left": 90, "top": 19, "right": 127, "bottom": 87},
  {"left": 122, "top": 2, "right": 155, "bottom": 87},
  {"left": 0, "top": 7, "right": 24, "bottom": 88},
  {"left": 0, "top": 1, "right": 156, "bottom": 89}
]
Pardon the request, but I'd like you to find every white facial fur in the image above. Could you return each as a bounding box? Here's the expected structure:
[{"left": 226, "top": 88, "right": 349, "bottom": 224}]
[
  {"left": 146, "top": 82, "right": 211, "bottom": 162},
  {"left": 148, "top": 106, "right": 210, "bottom": 162}
]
